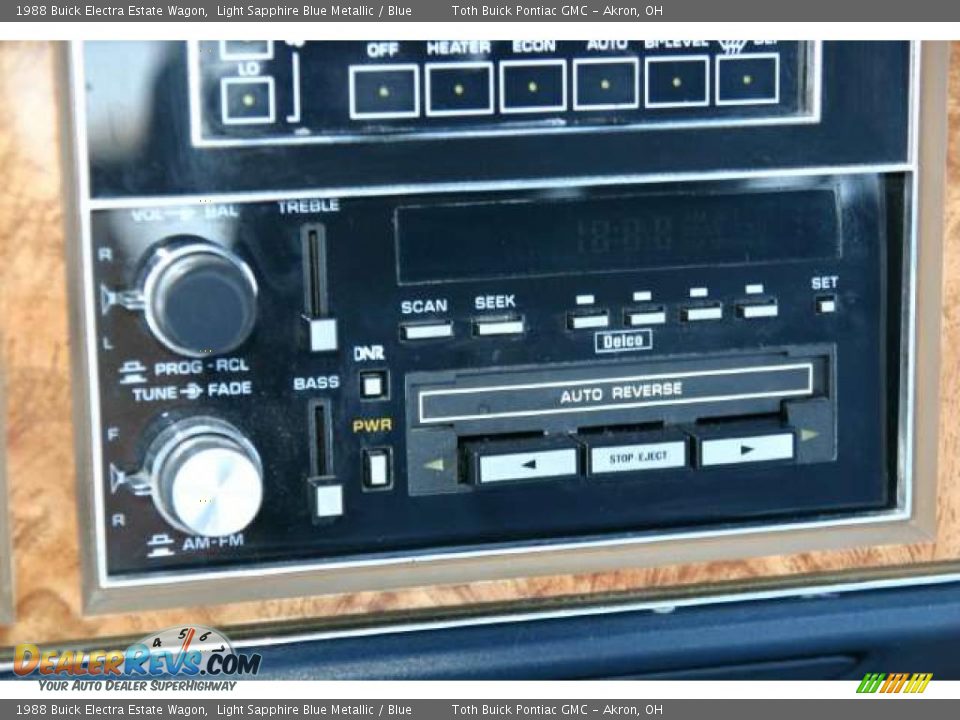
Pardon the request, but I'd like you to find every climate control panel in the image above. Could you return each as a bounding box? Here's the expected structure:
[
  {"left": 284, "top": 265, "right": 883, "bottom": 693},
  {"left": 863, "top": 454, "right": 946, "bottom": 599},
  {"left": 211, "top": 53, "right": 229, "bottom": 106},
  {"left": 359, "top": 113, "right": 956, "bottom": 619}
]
[
  {"left": 191, "top": 40, "right": 815, "bottom": 144},
  {"left": 67, "top": 41, "right": 928, "bottom": 611}
]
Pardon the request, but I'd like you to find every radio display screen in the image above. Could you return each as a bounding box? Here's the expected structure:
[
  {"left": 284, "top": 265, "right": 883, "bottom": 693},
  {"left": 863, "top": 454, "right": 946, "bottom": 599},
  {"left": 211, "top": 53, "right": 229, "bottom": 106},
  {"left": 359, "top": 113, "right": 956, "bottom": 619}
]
[{"left": 396, "top": 188, "right": 841, "bottom": 284}]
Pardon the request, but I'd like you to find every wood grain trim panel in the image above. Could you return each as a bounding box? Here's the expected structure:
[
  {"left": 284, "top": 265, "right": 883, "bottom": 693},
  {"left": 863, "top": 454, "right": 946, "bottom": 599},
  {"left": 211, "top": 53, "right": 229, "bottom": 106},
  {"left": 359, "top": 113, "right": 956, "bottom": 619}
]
[{"left": 0, "top": 41, "right": 957, "bottom": 645}]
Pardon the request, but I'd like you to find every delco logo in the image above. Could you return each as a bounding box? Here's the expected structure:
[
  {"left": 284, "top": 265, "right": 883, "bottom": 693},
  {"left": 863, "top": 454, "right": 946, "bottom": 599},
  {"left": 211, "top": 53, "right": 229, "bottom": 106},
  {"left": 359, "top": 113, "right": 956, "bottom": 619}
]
[
  {"left": 594, "top": 329, "right": 653, "bottom": 355},
  {"left": 13, "top": 626, "right": 261, "bottom": 678},
  {"left": 857, "top": 673, "right": 933, "bottom": 694}
]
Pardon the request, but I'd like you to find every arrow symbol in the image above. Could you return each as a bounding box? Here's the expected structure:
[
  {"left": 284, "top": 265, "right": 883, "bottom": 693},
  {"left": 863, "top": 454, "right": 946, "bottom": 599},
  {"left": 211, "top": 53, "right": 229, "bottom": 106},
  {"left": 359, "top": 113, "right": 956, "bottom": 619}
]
[
  {"left": 800, "top": 429, "right": 820, "bottom": 442},
  {"left": 522, "top": 459, "right": 537, "bottom": 469},
  {"left": 740, "top": 445, "right": 754, "bottom": 456},
  {"left": 424, "top": 458, "right": 445, "bottom": 472}
]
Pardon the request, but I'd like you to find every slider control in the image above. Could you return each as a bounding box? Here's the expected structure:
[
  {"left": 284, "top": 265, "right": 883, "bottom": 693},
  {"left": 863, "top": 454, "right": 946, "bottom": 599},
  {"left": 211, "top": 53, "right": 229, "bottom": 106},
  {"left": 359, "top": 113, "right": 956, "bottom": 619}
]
[{"left": 303, "top": 224, "right": 338, "bottom": 352}]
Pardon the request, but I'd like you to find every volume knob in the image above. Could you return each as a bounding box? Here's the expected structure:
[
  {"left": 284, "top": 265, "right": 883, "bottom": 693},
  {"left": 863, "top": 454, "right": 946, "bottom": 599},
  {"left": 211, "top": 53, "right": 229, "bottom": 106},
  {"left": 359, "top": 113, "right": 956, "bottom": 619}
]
[
  {"left": 143, "top": 241, "right": 258, "bottom": 358},
  {"left": 145, "top": 418, "right": 263, "bottom": 537}
]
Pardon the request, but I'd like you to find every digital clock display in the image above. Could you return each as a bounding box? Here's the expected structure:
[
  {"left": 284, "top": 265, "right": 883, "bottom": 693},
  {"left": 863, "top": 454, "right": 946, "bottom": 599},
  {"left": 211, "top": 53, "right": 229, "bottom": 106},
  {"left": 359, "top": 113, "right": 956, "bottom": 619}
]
[{"left": 396, "top": 185, "right": 841, "bottom": 285}]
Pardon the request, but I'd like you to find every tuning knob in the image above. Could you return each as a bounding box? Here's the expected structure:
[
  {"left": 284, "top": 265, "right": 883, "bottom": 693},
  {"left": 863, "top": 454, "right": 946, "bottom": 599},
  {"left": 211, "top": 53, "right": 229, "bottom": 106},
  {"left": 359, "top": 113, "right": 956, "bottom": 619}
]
[
  {"left": 144, "top": 417, "right": 263, "bottom": 537},
  {"left": 142, "top": 240, "right": 258, "bottom": 357}
]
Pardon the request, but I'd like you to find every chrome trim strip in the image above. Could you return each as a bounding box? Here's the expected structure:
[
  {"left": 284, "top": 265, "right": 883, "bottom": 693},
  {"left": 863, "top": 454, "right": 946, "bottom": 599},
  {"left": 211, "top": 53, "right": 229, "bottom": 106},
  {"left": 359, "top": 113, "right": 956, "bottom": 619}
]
[
  {"left": 233, "top": 569, "right": 960, "bottom": 653},
  {"left": 0, "top": 335, "right": 13, "bottom": 625},
  {"left": 86, "top": 162, "right": 914, "bottom": 212}
]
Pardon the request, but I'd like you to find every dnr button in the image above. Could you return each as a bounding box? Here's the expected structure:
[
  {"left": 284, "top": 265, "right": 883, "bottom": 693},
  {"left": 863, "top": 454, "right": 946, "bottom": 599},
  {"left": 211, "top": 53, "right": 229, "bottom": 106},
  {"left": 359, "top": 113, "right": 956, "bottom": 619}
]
[{"left": 588, "top": 433, "right": 687, "bottom": 476}]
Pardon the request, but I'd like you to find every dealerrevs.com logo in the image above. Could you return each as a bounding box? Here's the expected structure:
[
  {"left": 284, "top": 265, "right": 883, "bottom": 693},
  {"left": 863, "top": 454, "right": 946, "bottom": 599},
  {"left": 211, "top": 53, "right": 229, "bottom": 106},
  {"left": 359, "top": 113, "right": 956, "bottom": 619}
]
[{"left": 14, "top": 626, "right": 261, "bottom": 690}]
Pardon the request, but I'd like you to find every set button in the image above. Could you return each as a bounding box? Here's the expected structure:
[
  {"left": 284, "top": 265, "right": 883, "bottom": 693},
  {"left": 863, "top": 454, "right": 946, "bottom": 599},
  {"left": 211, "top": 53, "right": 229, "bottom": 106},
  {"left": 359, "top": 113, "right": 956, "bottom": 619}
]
[{"left": 816, "top": 295, "right": 837, "bottom": 314}]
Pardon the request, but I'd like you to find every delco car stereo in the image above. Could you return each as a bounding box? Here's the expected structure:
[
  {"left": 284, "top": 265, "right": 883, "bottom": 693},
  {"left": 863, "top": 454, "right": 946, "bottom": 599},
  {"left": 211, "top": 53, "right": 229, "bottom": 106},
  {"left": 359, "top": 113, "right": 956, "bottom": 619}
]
[{"left": 65, "top": 41, "right": 945, "bottom": 612}]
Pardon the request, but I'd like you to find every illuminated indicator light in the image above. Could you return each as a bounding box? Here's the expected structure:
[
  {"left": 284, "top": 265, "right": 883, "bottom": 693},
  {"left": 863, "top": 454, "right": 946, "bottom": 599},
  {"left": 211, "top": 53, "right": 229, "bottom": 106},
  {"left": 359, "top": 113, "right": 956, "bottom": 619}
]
[
  {"left": 528, "top": 81, "right": 539, "bottom": 93},
  {"left": 600, "top": 78, "right": 611, "bottom": 90},
  {"left": 378, "top": 86, "right": 390, "bottom": 98},
  {"left": 453, "top": 83, "right": 465, "bottom": 96},
  {"left": 242, "top": 94, "right": 256, "bottom": 107},
  {"left": 672, "top": 77, "right": 682, "bottom": 88},
  {"left": 743, "top": 74, "right": 753, "bottom": 85}
]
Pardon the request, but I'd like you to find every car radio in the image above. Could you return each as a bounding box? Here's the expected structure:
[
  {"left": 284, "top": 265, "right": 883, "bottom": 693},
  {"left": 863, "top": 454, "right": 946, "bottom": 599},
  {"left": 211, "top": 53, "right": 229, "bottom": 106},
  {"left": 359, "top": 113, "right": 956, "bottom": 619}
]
[{"left": 64, "top": 41, "right": 945, "bottom": 612}]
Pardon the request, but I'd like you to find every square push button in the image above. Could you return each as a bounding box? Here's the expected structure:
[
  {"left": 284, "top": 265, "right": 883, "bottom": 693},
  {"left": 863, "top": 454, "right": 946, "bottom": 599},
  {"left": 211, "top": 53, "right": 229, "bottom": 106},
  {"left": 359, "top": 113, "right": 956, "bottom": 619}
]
[
  {"left": 716, "top": 53, "right": 780, "bottom": 105},
  {"left": 350, "top": 64, "right": 420, "bottom": 119},
  {"left": 426, "top": 62, "right": 494, "bottom": 116},
  {"left": 308, "top": 318, "right": 338, "bottom": 353},
  {"left": 219, "top": 40, "right": 273, "bottom": 61},
  {"left": 500, "top": 60, "right": 567, "bottom": 114},
  {"left": 363, "top": 449, "right": 392, "bottom": 489},
  {"left": 220, "top": 77, "right": 276, "bottom": 125},
  {"left": 574, "top": 58, "right": 639, "bottom": 110},
  {"left": 313, "top": 484, "right": 343, "bottom": 519},
  {"left": 360, "top": 371, "right": 388, "bottom": 399},
  {"left": 644, "top": 56, "right": 709, "bottom": 108}
]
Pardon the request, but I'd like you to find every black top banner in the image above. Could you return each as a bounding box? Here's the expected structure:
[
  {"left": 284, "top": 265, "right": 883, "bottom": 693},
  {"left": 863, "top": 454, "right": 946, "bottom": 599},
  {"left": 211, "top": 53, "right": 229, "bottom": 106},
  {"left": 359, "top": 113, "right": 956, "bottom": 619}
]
[{"left": 6, "top": 0, "right": 960, "bottom": 21}]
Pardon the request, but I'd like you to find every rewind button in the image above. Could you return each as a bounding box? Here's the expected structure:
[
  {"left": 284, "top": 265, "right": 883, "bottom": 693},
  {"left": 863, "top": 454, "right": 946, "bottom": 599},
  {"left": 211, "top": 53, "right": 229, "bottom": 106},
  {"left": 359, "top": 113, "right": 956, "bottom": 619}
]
[{"left": 465, "top": 437, "right": 581, "bottom": 484}]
